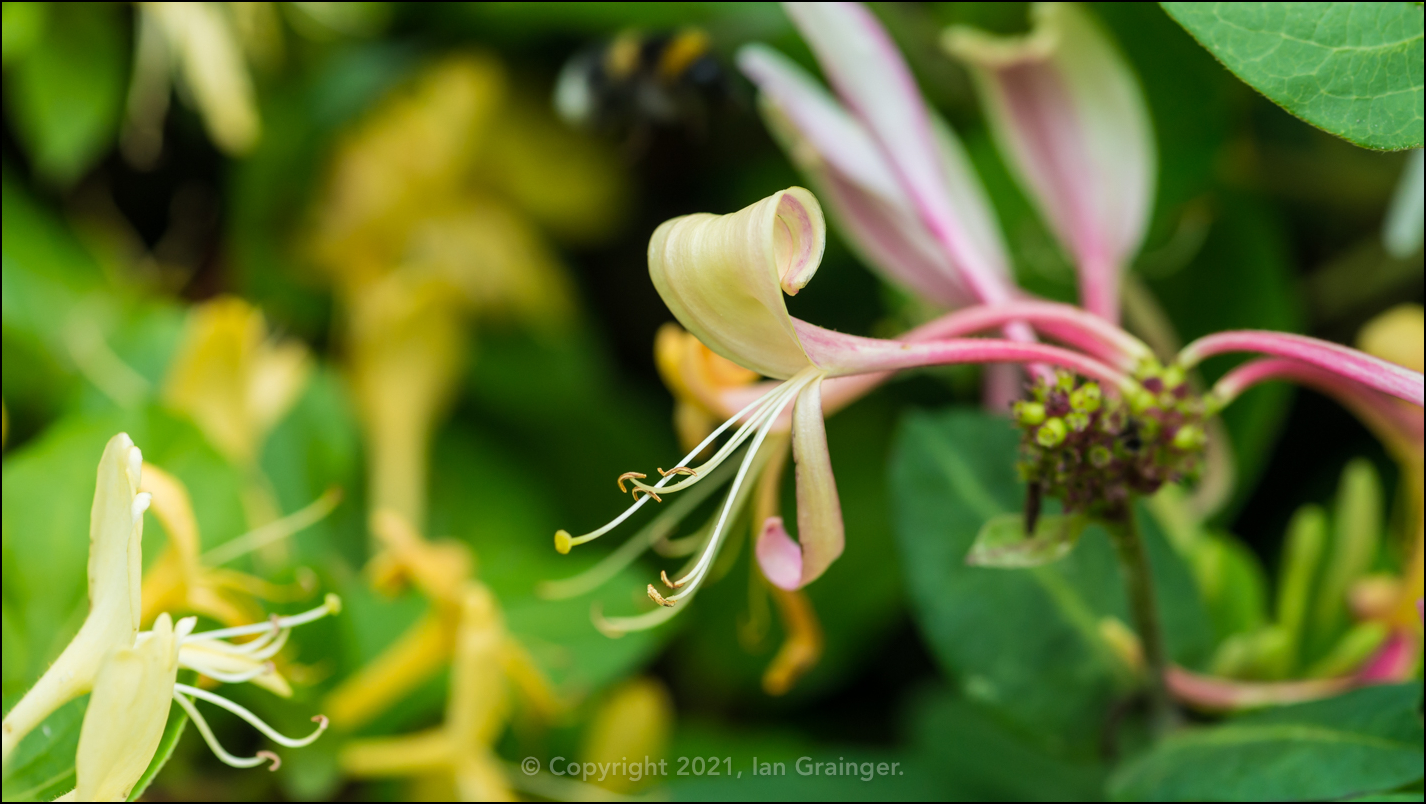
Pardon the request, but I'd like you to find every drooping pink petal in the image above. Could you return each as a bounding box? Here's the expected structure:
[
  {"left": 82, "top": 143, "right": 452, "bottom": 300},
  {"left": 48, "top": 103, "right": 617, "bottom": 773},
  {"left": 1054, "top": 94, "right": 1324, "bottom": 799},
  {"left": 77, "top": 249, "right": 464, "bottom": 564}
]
[
  {"left": 945, "top": 3, "right": 1155, "bottom": 322},
  {"left": 756, "top": 516, "right": 803, "bottom": 590},
  {"left": 1182, "top": 331, "right": 1425, "bottom": 407},
  {"left": 738, "top": 43, "right": 985, "bottom": 309},
  {"left": 790, "top": 377, "right": 845, "bottom": 587},
  {"left": 784, "top": 2, "right": 1015, "bottom": 305}
]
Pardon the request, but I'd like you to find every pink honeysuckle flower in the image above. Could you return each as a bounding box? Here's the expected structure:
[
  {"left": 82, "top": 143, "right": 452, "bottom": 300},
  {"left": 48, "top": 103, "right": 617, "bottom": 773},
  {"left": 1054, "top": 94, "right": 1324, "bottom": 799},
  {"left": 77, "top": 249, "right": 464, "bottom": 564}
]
[
  {"left": 945, "top": 2, "right": 1156, "bottom": 323},
  {"left": 554, "top": 188, "right": 1141, "bottom": 613}
]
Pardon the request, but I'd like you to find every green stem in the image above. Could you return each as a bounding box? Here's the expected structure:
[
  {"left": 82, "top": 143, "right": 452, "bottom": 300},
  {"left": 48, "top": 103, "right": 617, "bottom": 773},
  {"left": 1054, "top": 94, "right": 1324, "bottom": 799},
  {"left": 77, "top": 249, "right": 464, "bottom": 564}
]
[{"left": 1104, "top": 504, "right": 1179, "bottom": 736}]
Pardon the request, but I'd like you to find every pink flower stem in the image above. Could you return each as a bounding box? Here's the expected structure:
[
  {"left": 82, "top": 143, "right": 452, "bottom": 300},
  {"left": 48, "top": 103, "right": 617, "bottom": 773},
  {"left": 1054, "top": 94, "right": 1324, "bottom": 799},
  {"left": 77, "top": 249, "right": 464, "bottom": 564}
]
[{"left": 903, "top": 301, "right": 1153, "bottom": 370}]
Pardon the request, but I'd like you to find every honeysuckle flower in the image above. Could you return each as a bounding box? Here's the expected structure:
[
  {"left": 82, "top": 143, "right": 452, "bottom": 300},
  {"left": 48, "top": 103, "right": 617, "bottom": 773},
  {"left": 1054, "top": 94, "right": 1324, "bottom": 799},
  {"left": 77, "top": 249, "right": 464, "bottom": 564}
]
[
  {"left": 945, "top": 2, "right": 1156, "bottom": 322},
  {"left": 123, "top": 2, "right": 261, "bottom": 166},
  {"left": 164, "top": 297, "right": 312, "bottom": 470},
  {"left": 3, "top": 433, "right": 148, "bottom": 765},
  {"left": 139, "top": 462, "right": 338, "bottom": 694},
  {"left": 556, "top": 188, "right": 1148, "bottom": 621},
  {"left": 307, "top": 52, "right": 618, "bottom": 546},
  {"left": 1, "top": 433, "right": 337, "bottom": 788},
  {"left": 325, "top": 510, "right": 557, "bottom": 731},
  {"left": 339, "top": 585, "right": 522, "bottom": 801}
]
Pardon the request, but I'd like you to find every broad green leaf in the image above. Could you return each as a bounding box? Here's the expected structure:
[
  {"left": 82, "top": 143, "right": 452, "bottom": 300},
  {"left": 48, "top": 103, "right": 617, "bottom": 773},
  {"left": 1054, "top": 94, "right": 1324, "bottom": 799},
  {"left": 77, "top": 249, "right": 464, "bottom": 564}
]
[
  {"left": 1110, "top": 684, "right": 1426, "bottom": 801},
  {"left": 968, "top": 513, "right": 1088, "bottom": 568},
  {"left": 4, "top": 2, "right": 127, "bottom": 184},
  {"left": 1161, "top": 2, "right": 1425, "bottom": 151},
  {"left": 0, "top": 694, "right": 84, "bottom": 802},
  {"left": 906, "top": 688, "right": 1106, "bottom": 801},
  {"left": 890, "top": 408, "right": 1211, "bottom": 757}
]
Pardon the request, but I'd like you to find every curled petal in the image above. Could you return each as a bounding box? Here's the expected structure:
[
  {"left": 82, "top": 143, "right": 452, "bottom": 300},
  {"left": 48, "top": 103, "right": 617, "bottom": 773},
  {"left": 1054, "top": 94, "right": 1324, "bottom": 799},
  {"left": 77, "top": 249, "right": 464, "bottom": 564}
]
[
  {"left": 946, "top": 2, "right": 1155, "bottom": 321},
  {"left": 739, "top": 44, "right": 979, "bottom": 307},
  {"left": 648, "top": 188, "right": 824, "bottom": 378},
  {"left": 1183, "top": 330, "right": 1425, "bottom": 407},
  {"left": 756, "top": 517, "right": 803, "bottom": 590},
  {"left": 785, "top": 2, "right": 1014, "bottom": 304}
]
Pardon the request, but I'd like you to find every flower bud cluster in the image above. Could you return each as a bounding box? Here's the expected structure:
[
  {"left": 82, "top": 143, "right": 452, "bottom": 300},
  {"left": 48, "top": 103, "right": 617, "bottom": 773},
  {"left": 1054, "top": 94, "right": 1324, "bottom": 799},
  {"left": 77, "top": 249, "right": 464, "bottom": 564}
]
[{"left": 1013, "top": 368, "right": 1205, "bottom": 515}]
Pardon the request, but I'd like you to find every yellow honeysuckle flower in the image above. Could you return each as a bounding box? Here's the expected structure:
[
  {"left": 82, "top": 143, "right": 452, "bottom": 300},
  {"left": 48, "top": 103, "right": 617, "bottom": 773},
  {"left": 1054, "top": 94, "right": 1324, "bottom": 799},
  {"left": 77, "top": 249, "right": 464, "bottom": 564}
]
[
  {"left": 579, "top": 678, "right": 673, "bottom": 793},
  {"left": 164, "top": 297, "right": 312, "bottom": 470},
  {"left": 307, "top": 52, "right": 619, "bottom": 543},
  {"left": 339, "top": 586, "right": 517, "bottom": 801},
  {"left": 139, "top": 462, "right": 339, "bottom": 696},
  {"left": 3, "top": 433, "right": 149, "bottom": 765},
  {"left": 124, "top": 2, "right": 261, "bottom": 166},
  {"left": 326, "top": 511, "right": 558, "bottom": 731},
  {"left": 2, "top": 434, "right": 338, "bottom": 790}
]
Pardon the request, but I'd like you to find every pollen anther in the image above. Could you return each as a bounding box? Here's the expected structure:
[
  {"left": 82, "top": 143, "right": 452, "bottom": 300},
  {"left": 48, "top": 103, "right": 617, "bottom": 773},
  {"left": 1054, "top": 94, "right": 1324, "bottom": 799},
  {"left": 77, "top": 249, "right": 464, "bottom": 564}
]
[
  {"left": 647, "top": 584, "right": 676, "bottom": 607},
  {"left": 660, "top": 570, "right": 686, "bottom": 589},
  {"left": 657, "top": 466, "right": 697, "bottom": 478},
  {"left": 617, "top": 472, "right": 648, "bottom": 493}
]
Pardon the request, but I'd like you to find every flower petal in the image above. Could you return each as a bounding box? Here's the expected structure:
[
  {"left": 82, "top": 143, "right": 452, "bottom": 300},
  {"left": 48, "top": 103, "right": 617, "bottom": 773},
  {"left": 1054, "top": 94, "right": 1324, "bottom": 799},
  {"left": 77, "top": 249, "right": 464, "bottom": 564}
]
[
  {"left": 74, "top": 613, "right": 179, "bottom": 802},
  {"left": 756, "top": 516, "right": 803, "bottom": 590},
  {"left": 648, "top": 188, "right": 824, "bottom": 378},
  {"left": 784, "top": 2, "right": 1014, "bottom": 304},
  {"left": 792, "top": 377, "right": 845, "bottom": 586},
  {"left": 945, "top": 2, "right": 1155, "bottom": 321}
]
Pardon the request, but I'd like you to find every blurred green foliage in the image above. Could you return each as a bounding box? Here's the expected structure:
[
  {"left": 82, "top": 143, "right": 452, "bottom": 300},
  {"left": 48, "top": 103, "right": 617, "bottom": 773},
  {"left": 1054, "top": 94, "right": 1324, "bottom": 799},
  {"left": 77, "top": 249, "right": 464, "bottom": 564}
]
[{"left": 2, "top": 2, "right": 1422, "bottom": 802}]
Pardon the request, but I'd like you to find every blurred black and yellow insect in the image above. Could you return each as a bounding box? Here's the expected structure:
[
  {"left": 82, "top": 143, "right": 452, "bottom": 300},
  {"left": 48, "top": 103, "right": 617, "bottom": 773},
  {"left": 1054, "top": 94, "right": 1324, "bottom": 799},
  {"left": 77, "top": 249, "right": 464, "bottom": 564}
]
[{"left": 554, "top": 28, "right": 728, "bottom": 139}]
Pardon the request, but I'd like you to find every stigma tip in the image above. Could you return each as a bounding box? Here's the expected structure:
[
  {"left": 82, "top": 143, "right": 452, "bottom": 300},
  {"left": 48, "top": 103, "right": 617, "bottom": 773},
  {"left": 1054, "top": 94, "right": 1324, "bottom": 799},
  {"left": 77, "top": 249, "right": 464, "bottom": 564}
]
[
  {"left": 324, "top": 593, "right": 343, "bottom": 615},
  {"left": 554, "top": 529, "right": 572, "bottom": 554}
]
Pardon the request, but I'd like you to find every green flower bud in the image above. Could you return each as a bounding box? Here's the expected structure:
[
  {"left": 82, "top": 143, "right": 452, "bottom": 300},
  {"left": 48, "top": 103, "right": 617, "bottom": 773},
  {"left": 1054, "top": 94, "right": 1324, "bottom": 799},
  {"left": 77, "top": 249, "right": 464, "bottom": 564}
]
[
  {"left": 1129, "top": 388, "right": 1157, "bottom": 415},
  {"left": 1066, "top": 411, "right": 1090, "bottom": 432},
  {"left": 1055, "top": 372, "right": 1075, "bottom": 392},
  {"left": 1014, "top": 401, "right": 1047, "bottom": 427},
  {"left": 1172, "top": 424, "right": 1205, "bottom": 451},
  {"left": 1161, "top": 364, "right": 1186, "bottom": 390},
  {"left": 1036, "top": 418, "right": 1067, "bottom": 448},
  {"left": 1089, "top": 445, "right": 1112, "bottom": 468},
  {"left": 1069, "top": 383, "right": 1102, "bottom": 413}
]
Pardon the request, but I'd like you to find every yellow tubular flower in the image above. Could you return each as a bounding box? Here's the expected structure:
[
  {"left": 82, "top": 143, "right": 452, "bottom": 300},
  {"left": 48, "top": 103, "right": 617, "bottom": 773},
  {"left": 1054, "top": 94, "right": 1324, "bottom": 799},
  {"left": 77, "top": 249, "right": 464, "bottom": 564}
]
[
  {"left": 3, "top": 434, "right": 149, "bottom": 765},
  {"left": 655, "top": 323, "right": 760, "bottom": 453},
  {"left": 163, "top": 297, "right": 312, "bottom": 470},
  {"left": 580, "top": 678, "right": 673, "bottom": 793},
  {"left": 340, "top": 586, "right": 519, "bottom": 802}
]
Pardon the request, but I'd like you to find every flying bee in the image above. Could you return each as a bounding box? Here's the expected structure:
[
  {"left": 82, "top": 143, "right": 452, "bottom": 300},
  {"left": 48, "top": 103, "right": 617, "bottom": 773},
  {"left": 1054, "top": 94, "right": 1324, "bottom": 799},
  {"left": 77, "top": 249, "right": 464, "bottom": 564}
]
[{"left": 554, "top": 28, "right": 729, "bottom": 140}]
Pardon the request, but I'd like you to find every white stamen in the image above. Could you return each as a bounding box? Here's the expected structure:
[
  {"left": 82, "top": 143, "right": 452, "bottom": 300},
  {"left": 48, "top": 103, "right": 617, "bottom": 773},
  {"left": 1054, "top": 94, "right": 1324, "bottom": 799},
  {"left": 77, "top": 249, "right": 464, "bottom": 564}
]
[
  {"left": 186, "top": 661, "right": 275, "bottom": 685},
  {"left": 566, "top": 379, "right": 792, "bottom": 547},
  {"left": 184, "top": 596, "right": 339, "bottom": 644},
  {"left": 172, "top": 692, "right": 277, "bottom": 769},
  {"left": 174, "top": 684, "right": 328, "bottom": 747},
  {"left": 201, "top": 488, "right": 341, "bottom": 566},
  {"left": 667, "top": 370, "right": 815, "bottom": 601}
]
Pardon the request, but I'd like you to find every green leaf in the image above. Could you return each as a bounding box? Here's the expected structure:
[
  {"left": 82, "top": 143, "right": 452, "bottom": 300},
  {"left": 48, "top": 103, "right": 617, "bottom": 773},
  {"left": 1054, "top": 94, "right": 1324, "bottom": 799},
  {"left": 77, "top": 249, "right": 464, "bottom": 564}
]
[
  {"left": 890, "top": 407, "right": 1211, "bottom": 757},
  {"left": 968, "top": 513, "right": 1088, "bottom": 568},
  {"left": 1110, "top": 684, "right": 1426, "bottom": 801},
  {"left": 1160, "top": 2, "right": 1424, "bottom": 151},
  {"left": 126, "top": 696, "right": 189, "bottom": 801},
  {"left": 3, "top": 2, "right": 127, "bottom": 184},
  {"left": 0, "top": 694, "right": 83, "bottom": 802}
]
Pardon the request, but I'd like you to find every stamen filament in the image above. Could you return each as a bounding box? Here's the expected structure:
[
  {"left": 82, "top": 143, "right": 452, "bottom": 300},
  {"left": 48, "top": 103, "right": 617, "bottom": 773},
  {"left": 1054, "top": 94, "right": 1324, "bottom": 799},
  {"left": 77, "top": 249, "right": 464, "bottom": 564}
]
[
  {"left": 175, "top": 684, "right": 329, "bottom": 747},
  {"left": 667, "top": 372, "right": 814, "bottom": 601},
  {"left": 189, "top": 661, "right": 275, "bottom": 684},
  {"left": 562, "top": 379, "right": 792, "bottom": 548},
  {"left": 537, "top": 460, "right": 735, "bottom": 600},
  {"left": 201, "top": 487, "right": 342, "bottom": 566},
  {"left": 184, "top": 595, "right": 340, "bottom": 643},
  {"left": 172, "top": 692, "right": 277, "bottom": 769}
]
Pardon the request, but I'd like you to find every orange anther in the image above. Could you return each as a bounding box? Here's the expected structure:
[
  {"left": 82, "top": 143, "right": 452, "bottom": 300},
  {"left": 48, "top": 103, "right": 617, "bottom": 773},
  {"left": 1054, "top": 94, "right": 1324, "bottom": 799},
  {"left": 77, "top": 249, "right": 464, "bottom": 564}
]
[{"left": 617, "top": 471, "right": 648, "bottom": 493}]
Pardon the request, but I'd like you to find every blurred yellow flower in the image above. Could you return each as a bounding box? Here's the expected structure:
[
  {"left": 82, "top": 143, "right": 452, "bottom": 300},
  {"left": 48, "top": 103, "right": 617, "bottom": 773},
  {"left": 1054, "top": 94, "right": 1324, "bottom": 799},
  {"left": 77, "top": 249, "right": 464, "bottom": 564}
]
[
  {"left": 125, "top": 2, "right": 262, "bottom": 166},
  {"left": 325, "top": 511, "right": 557, "bottom": 731},
  {"left": 164, "top": 296, "right": 312, "bottom": 470},
  {"left": 579, "top": 678, "right": 673, "bottom": 793},
  {"left": 340, "top": 584, "right": 541, "bottom": 801},
  {"left": 306, "top": 51, "right": 625, "bottom": 539}
]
